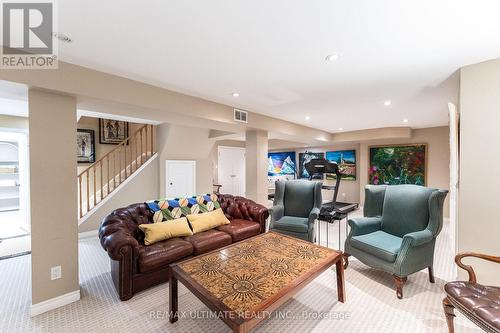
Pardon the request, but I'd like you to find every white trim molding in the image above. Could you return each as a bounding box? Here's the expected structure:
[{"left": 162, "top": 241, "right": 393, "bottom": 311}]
[
  {"left": 30, "top": 289, "right": 81, "bottom": 317},
  {"left": 78, "top": 229, "right": 98, "bottom": 239}
]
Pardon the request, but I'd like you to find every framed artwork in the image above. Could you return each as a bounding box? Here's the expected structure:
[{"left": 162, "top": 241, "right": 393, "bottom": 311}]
[
  {"left": 99, "top": 118, "right": 129, "bottom": 144},
  {"left": 268, "top": 152, "right": 296, "bottom": 176},
  {"left": 369, "top": 144, "right": 427, "bottom": 185},
  {"left": 299, "top": 152, "right": 324, "bottom": 179},
  {"left": 326, "top": 150, "right": 356, "bottom": 180},
  {"left": 77, "top": 129, "right": 95, "bottom": 163}
]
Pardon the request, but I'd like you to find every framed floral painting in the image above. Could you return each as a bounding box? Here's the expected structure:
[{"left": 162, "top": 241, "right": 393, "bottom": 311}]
[{"left": 369, "top": 144, "right": 426, "bottom": 185}]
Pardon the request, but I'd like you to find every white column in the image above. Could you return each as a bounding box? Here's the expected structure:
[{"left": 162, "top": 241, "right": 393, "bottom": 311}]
[{"left": 245, "top": 130, "right": 268, "bottom": 205}]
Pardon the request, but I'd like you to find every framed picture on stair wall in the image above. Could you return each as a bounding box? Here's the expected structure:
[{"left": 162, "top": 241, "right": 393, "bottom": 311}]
[
  {"left": 99, "top": 118, "right": 129, "bottom": 144},
  {"left": 77, "top": 129, "right": 95, "bottom": 163}
]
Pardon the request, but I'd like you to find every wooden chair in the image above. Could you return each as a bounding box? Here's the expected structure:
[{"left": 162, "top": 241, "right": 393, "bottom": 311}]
[{"left": 443, "top": 252, "right": 500, "bottom": 333}]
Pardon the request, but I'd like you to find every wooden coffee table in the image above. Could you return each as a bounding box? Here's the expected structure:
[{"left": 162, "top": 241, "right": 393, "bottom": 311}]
[{"left": 169, "top": 231, "right": 345, "bottom": 333}]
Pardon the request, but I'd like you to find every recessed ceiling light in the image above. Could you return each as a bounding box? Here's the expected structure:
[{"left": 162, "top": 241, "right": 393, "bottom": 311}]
[
  {"left": 325, "top": 54, "right": 340, "bottom": 62},
  {"left": 338, "top": 127, "right": 344, "bottom": 131},
  {"left": 232, "top": 92, "right": 239, "bottom": 97},
  {"left": 52, "top": 32, "right": 73, "bottom": 43},
  {"left": 403, "top": 118, "right": 409, "bottom": 123},
  {"left": 384, "top": 100, "right": 392, "bottom": 106},
  {"left": 305, "top": 116, "right": 311, "bottom": 120}
]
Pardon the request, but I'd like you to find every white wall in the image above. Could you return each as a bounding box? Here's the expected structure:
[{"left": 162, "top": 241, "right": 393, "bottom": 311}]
[
  {"left": 458, "top": 59, "right": 500, "bottom": 285},
  {"left": 157, "top": 123, "right": 216, "bottom": 197}
]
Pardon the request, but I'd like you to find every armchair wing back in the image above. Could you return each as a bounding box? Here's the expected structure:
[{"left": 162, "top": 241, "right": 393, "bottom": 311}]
[
  {"left": 278, "top": 180, "right": 321, "bottom": 217},
  {"left": 381, "top": 185, "right": 437, "bottom": 237},
  {"left": 345, "top": 184, "right": 448, "bottom": 299},
  {"left": 269, "top": 180, "right": 322, "bottom": 242}
]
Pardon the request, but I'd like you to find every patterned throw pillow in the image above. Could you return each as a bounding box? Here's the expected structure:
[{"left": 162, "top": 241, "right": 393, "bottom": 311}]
[{"left": 146, "top": 193, "right": 220, "bottom": 223}]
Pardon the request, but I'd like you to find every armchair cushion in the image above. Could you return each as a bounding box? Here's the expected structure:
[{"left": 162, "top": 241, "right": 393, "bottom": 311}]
[
  {"left": 351, "top": 231, "right": 403, "bottom": 262},
  {"left": 272, "top": 216, "right": 309, "bottom": 233},
  {"left": 138, "top": 238, "right": 193, "bottom": 273}
]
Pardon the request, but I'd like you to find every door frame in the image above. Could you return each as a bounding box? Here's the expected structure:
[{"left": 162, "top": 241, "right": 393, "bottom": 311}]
[
  {"left": 0, "top": 128, "right": 30, "bottom": 233},
  {"left": 165, "top": 160, "right": 196, "bottom": 198},
  {"left": 217, "top": 146, "right": 246, "bottom": 196}
]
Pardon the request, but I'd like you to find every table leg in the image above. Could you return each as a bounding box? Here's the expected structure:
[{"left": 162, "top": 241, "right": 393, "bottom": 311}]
[
  {"left": 338, "top": 219, "right": 341, "bottom": 251},
  {"left": 234, "top": 324, "right": 248, "bottom": 333},
  {"left": 169, "top": 273, "right": 178, "bottom": 323},
  {"left": 318, "top": 220, "right": 321, "bottom": 245},
  {"left": 335, "top": 258, "right": 346, "bottom": 303},
  {"left": 326, "top": 221, "right": 329, "bottom": 248}
]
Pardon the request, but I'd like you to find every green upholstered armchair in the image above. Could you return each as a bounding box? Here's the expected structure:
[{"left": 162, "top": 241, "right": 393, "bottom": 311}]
[
  {"left": 269, "top": 180, "right": 322, "bottom": 242},
  {"left": 344, "top": 184, "right": 448, "bottom": 299}
]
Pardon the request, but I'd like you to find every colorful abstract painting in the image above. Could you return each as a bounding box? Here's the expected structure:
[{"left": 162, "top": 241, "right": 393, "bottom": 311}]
[
  {"left": 369, "top": 144, "right": 426, "bottom": 185},
  {"left": 268, "top": 152, "right": 296, "bottom": 176},
  {"left": 326, "top": 150, "right": 356, "bottom": 180},
  {"left": 299, "top": 152, "right": 325, "bottom": 179}
]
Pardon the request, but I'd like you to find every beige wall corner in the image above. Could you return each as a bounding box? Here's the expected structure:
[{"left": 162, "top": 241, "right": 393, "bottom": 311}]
[
  {"left": 458, "top": 58, "right": 500, "bottom": 285},
  {"left": 246, "top": 130, "right": 268, "bottom": 205},
  {"left": 156, "top": 123, "right": 216, "bottom": 197},
  {"left": 28, "top": 89, "right": 79, "bottom": 306}
]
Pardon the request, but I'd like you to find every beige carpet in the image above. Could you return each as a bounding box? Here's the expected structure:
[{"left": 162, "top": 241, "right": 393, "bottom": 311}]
[{"left": 0, "top": 217, "right": 481, "bottom": 333}]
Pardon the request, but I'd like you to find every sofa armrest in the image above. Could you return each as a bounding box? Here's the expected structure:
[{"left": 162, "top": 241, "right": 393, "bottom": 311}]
[
  {"left": 219, "top": 194, "right": 269, "bottom": 232},
  {"left": 402, "top": 229, "right": 434, "bottom": 247},
  {"left": 269, "top": 205, "right": 284, "bottom": 222},
  {"left": 98, "top": 204, "right": 149, "bottom": 261},
  {"left": 308, "top": 207, "right": 320, "bottom": 224},
  {"left": 348, "top": 217, "right": 382, "bottom": 236},
  {"left": 308, "top": 207, "right": 320, "bottom": 232}
]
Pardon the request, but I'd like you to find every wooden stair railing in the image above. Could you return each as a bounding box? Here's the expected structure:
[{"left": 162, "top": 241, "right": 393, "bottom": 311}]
[{"left": 78, "top": 124, "right": 156, "bottom": 219}]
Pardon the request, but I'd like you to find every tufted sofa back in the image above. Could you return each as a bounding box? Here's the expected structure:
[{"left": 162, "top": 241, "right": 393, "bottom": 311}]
[{"left": 98, "top": 194, "right": 269, "bottom": 259}]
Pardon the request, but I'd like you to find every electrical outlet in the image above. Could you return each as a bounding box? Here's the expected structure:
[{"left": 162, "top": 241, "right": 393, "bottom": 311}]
[{"left": 51, "top": 266, "right": 61, "bottom": 280}]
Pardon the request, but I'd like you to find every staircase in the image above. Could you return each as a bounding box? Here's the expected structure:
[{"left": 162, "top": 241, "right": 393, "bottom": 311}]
[{"left": 78, "top": 124, "right": 156, "bottom": 220}]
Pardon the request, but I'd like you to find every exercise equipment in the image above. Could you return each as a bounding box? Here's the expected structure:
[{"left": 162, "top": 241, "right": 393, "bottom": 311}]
[{"left": 304, "top": 158, "right": 359, "bottom": 214}]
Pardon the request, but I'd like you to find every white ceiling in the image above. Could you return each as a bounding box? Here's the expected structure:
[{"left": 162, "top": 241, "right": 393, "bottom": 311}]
[{"left": 54, "top": 1, "right": 500, "bottom": 132}]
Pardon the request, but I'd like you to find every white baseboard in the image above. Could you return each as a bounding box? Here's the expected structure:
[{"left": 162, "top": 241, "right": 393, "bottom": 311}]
[
  {"left": 30, "top": 289, "right": 80, "bottom": 317},
  {"left": 78, "top": 229, "right": 98, "bottom": 239}
]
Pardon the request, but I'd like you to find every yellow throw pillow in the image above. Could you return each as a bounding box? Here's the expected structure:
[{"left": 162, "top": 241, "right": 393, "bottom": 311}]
[
  {"left": 186, "top": 208, "right": 230, "bottom": 234},
  {"left": 139, "top": 217, "right": 193, "bottom": 245}
]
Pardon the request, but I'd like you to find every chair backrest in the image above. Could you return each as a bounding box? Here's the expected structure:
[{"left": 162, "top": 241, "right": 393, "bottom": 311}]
[
  {"left": 380, "top": 185, "right": 436, "bottom": 237},
  {"left": 277, "top": 180, "right": 321, "bottom": 218},
  {"left": 364, "top": 185, "right": 387, "bottom": 217}
]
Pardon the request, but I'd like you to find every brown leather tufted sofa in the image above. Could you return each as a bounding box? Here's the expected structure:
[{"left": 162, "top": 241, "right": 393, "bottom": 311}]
[{"left": 99, "top": 194, "right": 269, "bottom": 301}]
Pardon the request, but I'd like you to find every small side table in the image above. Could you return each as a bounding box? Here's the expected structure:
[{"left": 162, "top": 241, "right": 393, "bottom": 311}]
[{"left": 318, "top": 211, "right": 349, "bottom": 251}]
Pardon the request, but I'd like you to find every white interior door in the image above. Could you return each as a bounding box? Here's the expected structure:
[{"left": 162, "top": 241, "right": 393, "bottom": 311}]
[
  {"left": 166, "top": 160, "right": 196, "bottom": 198},
  {"left": 218, "top": 146, "right": 245, "bottom": 196}
]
